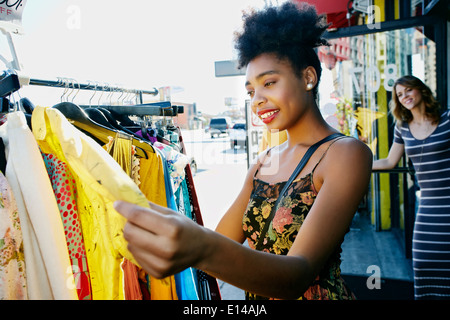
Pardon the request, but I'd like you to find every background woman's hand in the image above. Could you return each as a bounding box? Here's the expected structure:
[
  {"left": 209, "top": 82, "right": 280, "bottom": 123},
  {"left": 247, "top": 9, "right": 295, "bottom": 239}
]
[{"left": 114, "top": 200, "right": 209, "bottom": 278}]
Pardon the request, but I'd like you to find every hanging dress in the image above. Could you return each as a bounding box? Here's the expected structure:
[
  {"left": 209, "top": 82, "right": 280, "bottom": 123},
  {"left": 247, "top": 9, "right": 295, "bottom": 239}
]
[
  {"left": 138, "top": 151, "right": 179, "bottom": 300},
  {"left": 41, "top": 152, "right": 92, "bottom": 300},
  {"left": 243, "top": 140, "right": 355, "bottom": 300},
  {"left": 0, "top": 170, "right": 27, "bottom": 299},
  {"left": 103, "top": 133, "right": 144, "bottom": 300},
  {"left": 32, "top": 106, "right": 149, "bottom": 300},
  {"left": 0, "top": 111, "right": 78, "bottom": 300}
]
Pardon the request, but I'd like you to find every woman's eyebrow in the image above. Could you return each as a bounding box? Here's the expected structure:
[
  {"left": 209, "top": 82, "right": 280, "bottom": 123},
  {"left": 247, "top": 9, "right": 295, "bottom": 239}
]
[{"left": 245, "top": 70, "right": 280, "bottom": 86}]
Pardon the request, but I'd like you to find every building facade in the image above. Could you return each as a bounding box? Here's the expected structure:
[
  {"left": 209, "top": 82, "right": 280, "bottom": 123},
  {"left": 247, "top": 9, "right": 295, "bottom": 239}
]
[{"left": 296, "top": 0, "right": 449, "bottom": 258}]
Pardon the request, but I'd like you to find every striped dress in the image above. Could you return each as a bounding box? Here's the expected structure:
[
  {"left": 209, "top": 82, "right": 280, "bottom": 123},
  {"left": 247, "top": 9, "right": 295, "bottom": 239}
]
[{"left": 394, "top": 109, "right": 450, "bottom": 299}]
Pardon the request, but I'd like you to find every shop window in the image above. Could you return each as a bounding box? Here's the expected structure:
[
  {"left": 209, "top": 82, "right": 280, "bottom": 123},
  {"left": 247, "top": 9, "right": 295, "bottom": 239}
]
[
  {"left": 317, "top": 26, "right": 436, "bottom": 146},
  {"left": 317, "top": 26, "right": 436, "bottom": 231}
]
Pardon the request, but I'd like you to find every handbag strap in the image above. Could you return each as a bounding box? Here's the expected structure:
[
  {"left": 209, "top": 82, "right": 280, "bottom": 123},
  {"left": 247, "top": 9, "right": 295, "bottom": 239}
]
[{"left": 255, "top": 132, "right": 344, "bottom": 251}]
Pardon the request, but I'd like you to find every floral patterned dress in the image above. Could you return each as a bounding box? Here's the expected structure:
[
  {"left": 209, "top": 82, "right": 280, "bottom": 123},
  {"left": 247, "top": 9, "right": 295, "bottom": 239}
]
[{"left": 242, "top": 145, "right": 355, "bottom": 300}]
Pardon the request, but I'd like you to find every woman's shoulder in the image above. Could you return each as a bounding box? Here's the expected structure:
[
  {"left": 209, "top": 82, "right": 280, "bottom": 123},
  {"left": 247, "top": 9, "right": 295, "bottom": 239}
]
[
  {"left": 394, "top": 119, "right": 408, "bottom": 128},
  {"left": 314, "top": 136, "right": 372, "bottom": 189},
  {"left": 336, "top": 135, "right": 371, "bottom": 152},
  {"left": 325, "top": 136, "right": 373, "bottom": 167}
]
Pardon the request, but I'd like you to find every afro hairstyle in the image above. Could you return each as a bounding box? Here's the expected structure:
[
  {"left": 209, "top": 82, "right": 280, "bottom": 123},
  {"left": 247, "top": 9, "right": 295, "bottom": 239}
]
[{"left": 234, "top": 2, "right": 329, "bottom": 96}]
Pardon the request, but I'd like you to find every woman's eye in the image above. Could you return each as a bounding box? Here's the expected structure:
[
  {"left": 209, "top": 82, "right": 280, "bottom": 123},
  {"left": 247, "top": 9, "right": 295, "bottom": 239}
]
[
  {"left": 247, "top": 90, "right": 254, "bottom": 97},
  {"left": 265, "top": 81, "right": 275, "bottom": 87}
]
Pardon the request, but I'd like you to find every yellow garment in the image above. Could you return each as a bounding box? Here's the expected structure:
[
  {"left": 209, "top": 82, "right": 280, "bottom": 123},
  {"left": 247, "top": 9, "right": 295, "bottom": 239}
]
[
  {"left": 138, "top": 156, "right": 167, "bottom": 207},
  {"left": 258, "top": 128, "right": 288, "bottom": 153},
  {"left": 32, "top": 106, "right": 149, "bottom": 300},
  {"left": 106, "top": 133, "right": 133, "bottom": 177},
  {"left": 139, "top": 156, "right": 178, "bottom": 300},
  {"left": 105, "top": 132, "right": 141, "bottom": 300}
]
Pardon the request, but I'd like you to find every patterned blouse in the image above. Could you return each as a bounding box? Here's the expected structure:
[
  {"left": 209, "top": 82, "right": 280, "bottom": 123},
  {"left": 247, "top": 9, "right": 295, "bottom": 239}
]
[{"left": 242, "top": 141, "right": 355, "bottom": 300}]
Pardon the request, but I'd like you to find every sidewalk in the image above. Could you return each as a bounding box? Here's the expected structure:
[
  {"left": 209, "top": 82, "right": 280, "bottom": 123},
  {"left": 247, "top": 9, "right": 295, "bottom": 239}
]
[
  {"left": 340, "top": 210, "right": 414, "bottom": 300},
  {"left": 218, "top": 210, "right": 414, "bottom": 300}
]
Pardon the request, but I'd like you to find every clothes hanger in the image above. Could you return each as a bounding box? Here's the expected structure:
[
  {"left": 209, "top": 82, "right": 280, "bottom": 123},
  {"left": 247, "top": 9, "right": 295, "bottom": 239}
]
[
  {"left": 52, "top": 102, "right": 153, "bottom": 158},
  {"left": 96, "top": 107, "right": 125, "bottom": 130},
  {"left": 0, "top": 70, "right": 20, "bottom": 98},
  {"left": 80, "top": 84, "right": 161, "bottom": 142},
  {"left": 20, "top": 97, "right": 35, "bottom": 114},
  {"left": 0, "top": 97, "right": 11, "bottom": 113},
  {"left": 96, "top": 107, "right": 152, "bottom": 141},
  {"left": 84, "top": 107, "right": 116, "bottom": 130},
  {"left": 0, "top": 71, "right": 33, "bottom": 129}
]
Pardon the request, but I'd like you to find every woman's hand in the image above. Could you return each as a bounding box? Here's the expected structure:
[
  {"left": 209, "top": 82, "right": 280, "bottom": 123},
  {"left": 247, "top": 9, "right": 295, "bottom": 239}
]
[
  {"left": 114, "top": 200, "right": 313, "bottom": 299},
  {"left": 114, "top": 200, "right": 209, "bottom": 278}
]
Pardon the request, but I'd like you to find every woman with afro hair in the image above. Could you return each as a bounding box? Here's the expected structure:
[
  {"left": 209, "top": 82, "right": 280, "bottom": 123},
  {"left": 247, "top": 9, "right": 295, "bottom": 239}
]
[{"left": 114, "top": 2, "right": 372, "bottom": 300}]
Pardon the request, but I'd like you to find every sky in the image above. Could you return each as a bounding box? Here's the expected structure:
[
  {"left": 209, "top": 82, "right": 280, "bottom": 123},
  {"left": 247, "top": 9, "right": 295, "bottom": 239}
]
[{"left": 1, "top": 0, "right": 290, "bottom": 115}]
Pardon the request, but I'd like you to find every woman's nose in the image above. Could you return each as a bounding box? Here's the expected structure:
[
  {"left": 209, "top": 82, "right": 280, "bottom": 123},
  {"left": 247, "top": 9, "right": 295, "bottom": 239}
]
[
  {"left": 252, "top": 91, "right": 266, "bottom": 108},
  {"left": 401, "top": 92, "right": 409, "bottom": 102}
]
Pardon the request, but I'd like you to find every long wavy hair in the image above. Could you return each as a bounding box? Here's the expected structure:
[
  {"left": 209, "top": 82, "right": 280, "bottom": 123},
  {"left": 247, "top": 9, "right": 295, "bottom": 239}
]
[{"left": 390, "top": 75, "right": 441, "bottom": 124}]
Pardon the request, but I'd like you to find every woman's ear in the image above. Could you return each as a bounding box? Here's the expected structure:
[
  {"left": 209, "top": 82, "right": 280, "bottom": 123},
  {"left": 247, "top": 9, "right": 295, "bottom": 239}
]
[{"left": 303, "top": 66, "right": 318, "bottom": 91}]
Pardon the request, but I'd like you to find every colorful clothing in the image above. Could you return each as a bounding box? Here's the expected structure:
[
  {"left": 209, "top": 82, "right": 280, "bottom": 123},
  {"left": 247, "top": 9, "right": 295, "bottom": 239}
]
[
  {"left": 153, "top": 141, "right": 189, "bottom": 193},
  {"left": 243, "top": 141, "right": 355, "bottom": 300},
  {"left": 32, "top": 106, "right": 148, "bottom": 300},
  {"left": 103, "top": 133, "right": 143, "bottom": 300},
  {"left": 136, "top": 151, "right": 179, "bottom": 300},
  {"left": 0, "top": 171, "right": 27, "bottom": 299},
  {"left": 41, "top": 152, "right": 92, "bottom": 300},
  {"left": 0, "top": 111, "right": 77, "bottom": 300}
]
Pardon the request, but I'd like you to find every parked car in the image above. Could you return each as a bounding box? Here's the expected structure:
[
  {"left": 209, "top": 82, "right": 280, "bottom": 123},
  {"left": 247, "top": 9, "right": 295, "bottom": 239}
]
[
  {"left": 208, "top": 117, "right": 232, "bottom": 138},
  {"left": 229, "top": 121, "right": 247, "bottom": 149}
]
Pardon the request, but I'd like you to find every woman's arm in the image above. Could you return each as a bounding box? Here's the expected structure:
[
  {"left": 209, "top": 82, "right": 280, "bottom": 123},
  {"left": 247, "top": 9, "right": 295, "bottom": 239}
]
[
  {"left": 372, "top": 142, "right": 404, "bottom": 170},
  {"left": 285, "top": 138, "right": 373, "bottom": 282},
  {"left": 115, "top": 139, "right": 372, "bottom": 299},
  {"left": 115, "top": 200, "right": 313, "bottom": 299}
]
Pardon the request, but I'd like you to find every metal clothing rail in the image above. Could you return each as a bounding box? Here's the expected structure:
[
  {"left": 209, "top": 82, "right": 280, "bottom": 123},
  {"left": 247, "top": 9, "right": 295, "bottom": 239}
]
[
  {"left": 27, "top": 77, "right": 159, "bottom": 97},
  {"left": 1, "top": 70, "right": 183, "bottom": 116},
  {"left": 1, "top": 70, "right": 159, "bottom": 100}
]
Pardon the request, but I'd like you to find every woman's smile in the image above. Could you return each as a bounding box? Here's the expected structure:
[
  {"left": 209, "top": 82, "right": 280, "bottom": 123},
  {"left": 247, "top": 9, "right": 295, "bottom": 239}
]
[{"left": 258, "top": 109, "right": 280, "bottom": 123}]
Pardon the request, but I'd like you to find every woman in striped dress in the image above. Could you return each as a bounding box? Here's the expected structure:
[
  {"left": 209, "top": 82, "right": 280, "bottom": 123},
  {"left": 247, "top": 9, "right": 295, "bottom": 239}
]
[{"left": 373, "top": 75, "right": 450, "bottom": 299}]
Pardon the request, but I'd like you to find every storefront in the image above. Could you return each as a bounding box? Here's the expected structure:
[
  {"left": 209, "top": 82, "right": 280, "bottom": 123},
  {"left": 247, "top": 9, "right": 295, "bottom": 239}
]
[{"left": 300, "top": 0, "right": 449, "bottom": 257}]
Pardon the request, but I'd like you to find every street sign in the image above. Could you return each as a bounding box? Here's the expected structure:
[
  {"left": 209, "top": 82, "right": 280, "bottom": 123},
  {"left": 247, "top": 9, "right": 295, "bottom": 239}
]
[{"left": 214, "top": 60, "right": 246, "bottom": 77}]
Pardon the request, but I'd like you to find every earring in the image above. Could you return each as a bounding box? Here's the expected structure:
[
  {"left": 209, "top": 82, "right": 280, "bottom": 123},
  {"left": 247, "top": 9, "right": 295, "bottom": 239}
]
[{"left": 306, "top": 83, "right": 313, "bottom": 90}]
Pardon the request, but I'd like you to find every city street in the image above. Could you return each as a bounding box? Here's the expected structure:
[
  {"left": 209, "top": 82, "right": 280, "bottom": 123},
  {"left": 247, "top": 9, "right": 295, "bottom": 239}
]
[
  {"left": 182, "top": 129, "right": 248, "bottom": 230},
  {"left": 182, "top": 129, "right": 248, "bottom": 299}
]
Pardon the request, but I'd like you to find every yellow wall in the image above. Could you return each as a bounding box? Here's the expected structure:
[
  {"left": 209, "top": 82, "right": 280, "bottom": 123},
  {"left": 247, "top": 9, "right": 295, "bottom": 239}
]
[{"left": 370, "top": 0, "right": 394, "bottom": 230}]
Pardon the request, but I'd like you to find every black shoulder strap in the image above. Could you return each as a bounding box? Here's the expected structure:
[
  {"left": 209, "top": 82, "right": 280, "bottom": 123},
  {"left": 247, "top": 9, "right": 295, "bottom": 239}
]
[{"left": 255, "top": 132, "right": 344, "bottom": 251}]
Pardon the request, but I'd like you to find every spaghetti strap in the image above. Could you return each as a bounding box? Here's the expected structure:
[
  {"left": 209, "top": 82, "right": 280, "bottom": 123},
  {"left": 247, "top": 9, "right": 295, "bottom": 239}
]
[
  {"left": 253, "top": 147, "right": 273, "bottom": 179},
  {"left": 311, "top": 136, "right": 349, "bottom": 175}
]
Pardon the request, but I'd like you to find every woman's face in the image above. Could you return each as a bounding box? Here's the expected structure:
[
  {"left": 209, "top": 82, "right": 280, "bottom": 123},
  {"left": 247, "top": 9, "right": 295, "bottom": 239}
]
[
  {"left": 245, "top": 53, "right": 309, "bottom": 131},
  {"left": 395, "top": 84, "right": 423, "bottom": 111}
]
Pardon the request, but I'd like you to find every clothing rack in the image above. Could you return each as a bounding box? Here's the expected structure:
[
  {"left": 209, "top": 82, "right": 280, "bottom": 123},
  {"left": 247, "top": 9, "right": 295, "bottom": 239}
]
[
  {"left": 28, "top": 77, "right": 159, "bottom": 100},
  {"left": 0, "top": 69, "right": 184, "bottom": 116}
]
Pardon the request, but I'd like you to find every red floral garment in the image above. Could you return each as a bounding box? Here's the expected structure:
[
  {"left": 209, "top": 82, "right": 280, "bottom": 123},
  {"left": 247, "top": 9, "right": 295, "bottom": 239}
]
[
  {"left": 242, "top": 173, "right": 355, "bottom": 300},
  {"left": 41, "top": 152, "right": 92, "bottom": 300}
]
